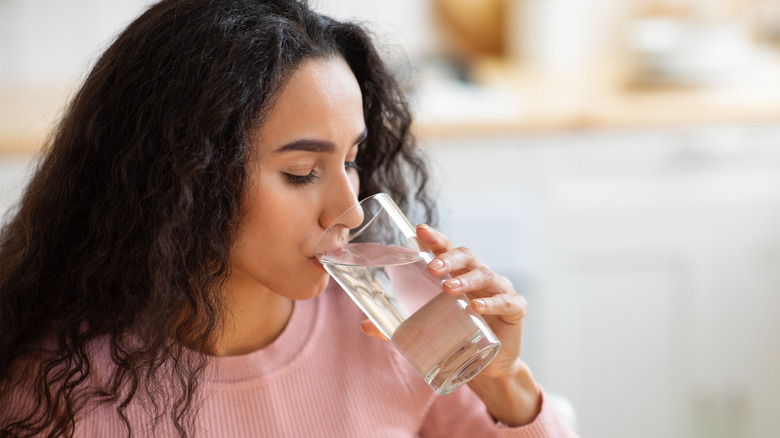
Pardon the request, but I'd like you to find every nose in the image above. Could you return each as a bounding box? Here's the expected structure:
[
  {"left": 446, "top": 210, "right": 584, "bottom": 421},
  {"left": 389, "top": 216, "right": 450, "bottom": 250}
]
[{"left": 319, "top": 169, "right": 364, "bottom": 231}]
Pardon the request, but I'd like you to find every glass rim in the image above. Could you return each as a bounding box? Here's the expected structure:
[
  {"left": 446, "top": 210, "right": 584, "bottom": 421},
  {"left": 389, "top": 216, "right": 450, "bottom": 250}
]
[{"left": 314, "top": 192, "right": 412, "bottom": 258}]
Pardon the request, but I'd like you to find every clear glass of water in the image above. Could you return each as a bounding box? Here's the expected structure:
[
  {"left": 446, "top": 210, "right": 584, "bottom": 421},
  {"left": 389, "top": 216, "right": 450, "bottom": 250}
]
[{"left": 314, "top": 193, "right": 501, "bottom": 395}]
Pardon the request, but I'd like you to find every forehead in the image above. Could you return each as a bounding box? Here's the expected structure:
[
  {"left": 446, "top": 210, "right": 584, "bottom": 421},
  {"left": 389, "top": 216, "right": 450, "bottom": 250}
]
[{"left": 253, "top": 56, "right": 365, "bottom": 156}]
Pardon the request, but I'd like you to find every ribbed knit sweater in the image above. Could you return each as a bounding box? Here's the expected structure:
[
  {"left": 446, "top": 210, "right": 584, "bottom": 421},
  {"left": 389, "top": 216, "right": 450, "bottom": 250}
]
[{"left": 6, "top": 281, "right": 578, "bottom": 437}]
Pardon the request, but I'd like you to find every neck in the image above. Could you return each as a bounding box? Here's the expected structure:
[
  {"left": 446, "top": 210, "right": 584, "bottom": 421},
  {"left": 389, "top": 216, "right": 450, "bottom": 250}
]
[{"left": 212, "top": 275, "right": 295, "bottom": 356}]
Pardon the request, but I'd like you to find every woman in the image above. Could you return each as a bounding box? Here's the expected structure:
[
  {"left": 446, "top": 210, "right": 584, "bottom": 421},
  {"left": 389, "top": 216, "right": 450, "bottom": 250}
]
[{"left": 0, "top": 0, "right": 578, "bottom": 436}]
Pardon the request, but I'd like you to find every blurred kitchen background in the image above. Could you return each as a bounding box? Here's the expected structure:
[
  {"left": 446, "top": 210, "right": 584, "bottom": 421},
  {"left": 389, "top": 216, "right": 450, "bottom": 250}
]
[{"left": 2, "top": 0, "right": 780, "bottom": 436}]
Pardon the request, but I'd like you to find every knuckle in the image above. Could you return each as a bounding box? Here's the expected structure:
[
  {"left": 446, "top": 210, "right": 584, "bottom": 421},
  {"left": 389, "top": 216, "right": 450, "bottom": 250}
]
[
  {"left": 478, "top": 266, "right": 495, "bottom": 281},
  {"left": 456, "top": 246, "right": 475, "bottom": 258},
  {"left": 498, "top": 294, "right": 513, "bottom": 311}
]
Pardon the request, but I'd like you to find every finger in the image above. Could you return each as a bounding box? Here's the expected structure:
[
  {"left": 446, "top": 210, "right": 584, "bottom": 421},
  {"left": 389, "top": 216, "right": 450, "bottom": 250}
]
[
  {"left": 427, "top": 246, "right": 483, "bottom": 278},
  {"left": 360, "top": 319, "right": 388, "bottom": 341},
  {"left": 416, "top": 224, "right": 452, "bottom": 256},
  {"left": 471, "top": 293, "right": 528, "bottom": 324},
  {"left": 442, "top": 267, "right": 514, "bottom": 297}
]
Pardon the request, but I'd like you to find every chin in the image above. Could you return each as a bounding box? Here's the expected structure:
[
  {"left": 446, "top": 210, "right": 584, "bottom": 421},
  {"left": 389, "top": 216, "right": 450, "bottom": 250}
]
[
  {"left": 291, "top": 273, "right": 331, "bottom": 301},
  {"left": 313, "top": 274, "right": 332, "bottom": 296}
]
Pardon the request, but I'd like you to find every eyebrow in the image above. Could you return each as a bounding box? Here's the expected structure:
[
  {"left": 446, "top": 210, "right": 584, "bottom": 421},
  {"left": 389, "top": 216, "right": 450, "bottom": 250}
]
[{"left": 275, "top": 129, "right": 367, "bottom": 154}]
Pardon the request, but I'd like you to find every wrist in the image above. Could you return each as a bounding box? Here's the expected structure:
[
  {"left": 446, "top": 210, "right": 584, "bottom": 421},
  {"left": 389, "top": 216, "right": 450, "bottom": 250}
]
[{"left": 467, "top": 360, "right": 542, "bottom": 427}]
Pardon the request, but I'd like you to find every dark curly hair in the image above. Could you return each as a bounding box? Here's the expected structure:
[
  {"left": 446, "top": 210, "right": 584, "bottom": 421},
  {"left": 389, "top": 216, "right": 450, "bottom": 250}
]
[{"left": 0, "top": 0, "right": 435, "bottom": 436}]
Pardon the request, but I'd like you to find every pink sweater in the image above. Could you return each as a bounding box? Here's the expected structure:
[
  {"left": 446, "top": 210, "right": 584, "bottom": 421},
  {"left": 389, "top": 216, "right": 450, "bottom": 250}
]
[{"left": 9, "top": 282, "right": 578, "bottom": 437}]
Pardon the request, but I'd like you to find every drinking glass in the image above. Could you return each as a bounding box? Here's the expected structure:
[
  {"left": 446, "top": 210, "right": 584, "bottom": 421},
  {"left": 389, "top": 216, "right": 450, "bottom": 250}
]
[{"left": 314, "top": 193, "right": 501, "bottom": 395}]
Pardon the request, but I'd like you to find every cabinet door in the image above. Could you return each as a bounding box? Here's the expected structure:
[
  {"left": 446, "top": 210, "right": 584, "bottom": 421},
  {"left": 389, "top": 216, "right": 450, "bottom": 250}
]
[
  {"left": 543, "top": 253, "right": 690, "bottom": 437},
  {"left": 535, "top": 127, "right": 780, "bottom": 438}
]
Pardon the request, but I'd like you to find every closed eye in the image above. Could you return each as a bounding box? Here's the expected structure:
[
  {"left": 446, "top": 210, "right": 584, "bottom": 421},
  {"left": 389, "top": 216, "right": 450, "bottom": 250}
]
[{"left": 284, "top": 171, "right": 318, "bottom": 185}]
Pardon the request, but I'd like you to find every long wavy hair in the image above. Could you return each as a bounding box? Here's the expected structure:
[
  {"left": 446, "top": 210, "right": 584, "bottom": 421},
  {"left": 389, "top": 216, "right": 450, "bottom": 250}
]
[{"left": 0, "top": 0, "right": 435, "bottom": 436}]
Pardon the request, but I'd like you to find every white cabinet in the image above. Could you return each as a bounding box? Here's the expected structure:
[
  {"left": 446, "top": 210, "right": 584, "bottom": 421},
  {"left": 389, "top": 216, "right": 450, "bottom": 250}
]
[{"left": 424, "top": 124, "right": 780, "bottom": 438}]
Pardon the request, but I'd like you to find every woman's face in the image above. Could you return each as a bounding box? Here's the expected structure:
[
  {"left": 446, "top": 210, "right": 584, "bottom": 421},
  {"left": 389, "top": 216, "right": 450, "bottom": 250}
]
[{"left": 226, "top": 56, "right": 366, "bottom": 301}]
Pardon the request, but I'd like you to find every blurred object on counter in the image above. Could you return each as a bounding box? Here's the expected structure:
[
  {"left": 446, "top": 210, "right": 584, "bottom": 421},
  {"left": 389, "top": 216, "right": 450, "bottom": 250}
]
[
  {"left": 410, "top": 78, "right": 526, "bottom": 127},
  {"left": 628, "top": 17, "right": 778, "bottom": 85},
  {"left": 422, "top": 0, "right": 529, "bottom": 133},
  {"left": 407, "top": 55, "right": 526, "bottom": 131},
  {"left": 625, "top": 0, "right": 780, "bottom": 87},
  {"left": 432, "top": 0, "right": 616, "bottom": 73},
  {"left": 751, "top": 0, "right": 780, "bottom": 45},
  {"left": 431, "top": 0, "right": 506, "bottom": 59},
  {"left": 505, "top": 0, "right": 597, "bottom": 73}
]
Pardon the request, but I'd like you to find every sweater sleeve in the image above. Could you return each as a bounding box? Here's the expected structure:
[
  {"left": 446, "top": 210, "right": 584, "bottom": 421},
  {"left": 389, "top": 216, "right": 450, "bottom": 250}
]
[{"left": 419, "top": 386, "right": 579, "bottom": 438}]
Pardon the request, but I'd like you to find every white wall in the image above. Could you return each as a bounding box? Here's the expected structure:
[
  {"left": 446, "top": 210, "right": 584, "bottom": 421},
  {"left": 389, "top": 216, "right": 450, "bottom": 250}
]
[
  {"left": 0, "top": 0, "right": 157, "bottom": 86},
  {"left": 0, "top": 0, "right": 431, "bottom": 88},
  {"left": 0, "top": 154, "right": 35, "bottom": 224}
]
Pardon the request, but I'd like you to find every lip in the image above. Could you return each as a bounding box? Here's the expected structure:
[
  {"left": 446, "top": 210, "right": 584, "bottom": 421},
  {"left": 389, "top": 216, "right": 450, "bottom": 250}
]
[
  {"left": 317, "top": 240, "right": 348, "bottom": 255},
  {"left": 310, "top": 257, "right": 327, "bottom": 272}
]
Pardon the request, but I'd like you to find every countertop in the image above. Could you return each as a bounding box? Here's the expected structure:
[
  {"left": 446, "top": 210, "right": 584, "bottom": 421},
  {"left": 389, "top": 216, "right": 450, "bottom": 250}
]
[{"left": 416, "top": 56, "right": 780, "bottom": 139}]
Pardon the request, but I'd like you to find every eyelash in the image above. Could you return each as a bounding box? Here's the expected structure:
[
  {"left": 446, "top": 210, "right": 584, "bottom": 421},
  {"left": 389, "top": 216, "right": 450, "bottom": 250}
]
[
  {"left": 284, "top": 161, "right": 360, "bottom": 186},
  {"left": 284, "top": 172, "right": 318, "bottom": 186}
]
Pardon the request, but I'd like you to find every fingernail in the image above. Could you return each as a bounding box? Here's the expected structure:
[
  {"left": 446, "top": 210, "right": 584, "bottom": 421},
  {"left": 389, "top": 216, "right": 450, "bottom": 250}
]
[
  {"left": 429, "top": 258, "right": 444, "bottom": 271},
  {"left": 444, "top": 278, "right": 461, "bottom": 290},
  {"left": 473, "top": 299, "right": 487, "bottom": 311},
  {"left": 418, "top": 224, "right": 430, "bottom": 230}
]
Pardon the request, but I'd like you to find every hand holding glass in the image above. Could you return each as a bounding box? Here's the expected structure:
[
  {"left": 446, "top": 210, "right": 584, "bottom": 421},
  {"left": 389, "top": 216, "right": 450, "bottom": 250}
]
[{"left": 315, "top": 193, "right": 501, "bottom": 395}]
